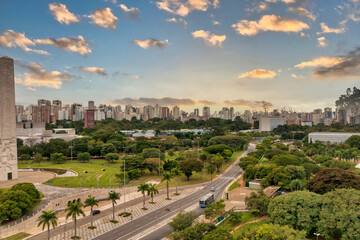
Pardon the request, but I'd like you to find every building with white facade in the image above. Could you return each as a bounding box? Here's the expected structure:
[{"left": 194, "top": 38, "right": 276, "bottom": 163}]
[
  {"left": 308, "top": 132, "right": 360, "bottom": 144},
  {"left": 259, "top": 117, "right": 286, "bottom": 132}
]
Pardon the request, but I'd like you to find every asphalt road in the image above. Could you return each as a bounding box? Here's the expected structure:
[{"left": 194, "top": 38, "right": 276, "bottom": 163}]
[{"left": 93, "top": 146, "right": 253, "bottom": 240}]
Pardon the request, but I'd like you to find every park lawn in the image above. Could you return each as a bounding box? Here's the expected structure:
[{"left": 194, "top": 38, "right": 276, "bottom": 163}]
[
  {"left": 232, "top": 219, "right": 267, "bottom": 239},
  {"left": 18, "top": 159, "right": 124, "bottom": 188},
  {"left": 228, "top": 181, "right": 241, "bottom": 191},
  {"left": 2, "top": 232, "right": 31, "bottom": 240}
]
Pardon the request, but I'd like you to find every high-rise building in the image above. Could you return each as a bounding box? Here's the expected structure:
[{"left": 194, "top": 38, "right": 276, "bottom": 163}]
[
  {"left": 52, "top": 100, "right": 62, "bottom": 122},
  {"left": 173, "top": 106, "right": 180, "bottom": 120},
  {"left": 88, "top": 101, "right": 95, "bottom": 110},
  {"left": 0, "top": 56, "right": 18, "bottom": 181},
  {"left": 37, "top": 99, "right": 51, "bottom": 123},
  {"left": 194, "top": 108, "right": 199, "bottom": 117},
  {"left": 84, "top": 109, "right": 95, "bottom": 128},
  {"left": 154, "top": 104, "right": 161, "bottom": 118},
  {"left": 203, "top": 106, "right": 210, "bottom": 119},
  {"left": 230, "top": 107, "right": 234, "bottom": 120},
  {"left": 160, "top": 107, "right": 170, "bottom": 119}
]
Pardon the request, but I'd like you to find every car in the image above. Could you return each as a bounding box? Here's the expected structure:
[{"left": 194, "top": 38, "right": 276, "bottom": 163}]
[
  {"left": 91, "top": 210, "right": 101, "bottom": 216},
  {"left": 211, "top": 187, "right": 215, "bottom": 192}
]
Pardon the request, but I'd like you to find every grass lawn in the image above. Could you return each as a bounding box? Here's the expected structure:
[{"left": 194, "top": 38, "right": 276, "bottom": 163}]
[
  {"left": 232, "top": 220, "right": 267, "bottom": 239},
  {"left": 228, "top": 182, "right": 241, "bottom": 191},
  {"left": 2, "top": 232, "right": 31, "bottom": 240},
  {"left": 215, "top": 211, "right": 259, "bottom": 234}
]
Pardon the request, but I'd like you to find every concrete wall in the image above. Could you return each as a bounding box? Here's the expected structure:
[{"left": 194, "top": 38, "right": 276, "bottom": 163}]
[
  {"left": 259, "top": 117, "right": 285, "bottom": 132},
  {"left": 0, "top": 56, "right": 18, "bottom": 181},
  {"left": 308, "top": 132, "right": 360, "bottom": 144}
]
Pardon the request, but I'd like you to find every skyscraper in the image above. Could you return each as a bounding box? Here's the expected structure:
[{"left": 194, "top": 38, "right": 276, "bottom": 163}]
[
  {"left": 0, "top": 56, "right": 18, "bottom": 181},
  {"left": 203, "top": 106, "right": 210, "bottom": 119}
]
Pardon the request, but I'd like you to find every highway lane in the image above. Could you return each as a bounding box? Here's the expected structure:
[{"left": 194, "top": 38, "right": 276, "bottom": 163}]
[{"left": 93, "top": 146, "right": 254, "bottom": 240}]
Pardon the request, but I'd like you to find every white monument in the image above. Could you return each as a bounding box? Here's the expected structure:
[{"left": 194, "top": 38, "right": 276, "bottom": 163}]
[{"left": 0, "top": 56, "right": 18, "bottom": 181}]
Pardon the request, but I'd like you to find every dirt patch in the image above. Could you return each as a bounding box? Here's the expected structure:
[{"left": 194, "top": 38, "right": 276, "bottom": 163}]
[{"left": 0, "top": 171, "right": 55, "bottom": 188}]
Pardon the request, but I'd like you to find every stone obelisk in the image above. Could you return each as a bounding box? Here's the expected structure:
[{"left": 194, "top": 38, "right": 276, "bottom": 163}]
[{"left": 0, "top": 56, "right": 18, "bottom": 181}]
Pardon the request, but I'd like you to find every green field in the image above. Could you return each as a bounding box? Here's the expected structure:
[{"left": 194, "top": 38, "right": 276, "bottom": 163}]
[
  {"left": 18, "top": 151, "right": 243, "bottom": 189},
  {"left": 2, "top": 232, "right": 31, "bottom": 240},
  {"left": 228, "top": 181, "right": 241, "bottom": 191},
  {"left": 232, "top": 220, "right": 267, "bottom": 239}
]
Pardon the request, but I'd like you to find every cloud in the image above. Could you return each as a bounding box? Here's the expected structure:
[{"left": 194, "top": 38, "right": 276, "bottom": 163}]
[
  {"left": 0, "top": 30, "right": 49, "bottom": 55},
  {"left": 88, "top": 8, "right": 118, "bottom": 30},
  {"left": 49, "top": 3, "right": 79, "bottom": 25},
  {"left": 313, "top": 47, "right": 360, "bottom": 78},
  {"left": 288, "top": 7, "right": 316, "bottom": 21},
  {"left": 232, "top": 15, "right": 309, "bottom": 36},
  {"left": 317, "top": 22, "right": 346, "bottom": 35},
  {"left": 295, "top": 56, "right": 344, "bottom": 68},
  {"left": 27, "top": 87, "right": 36, "bottom": 91},
  {"left": 291, "top": 73, "right": 304, "bottom": 78},
  {"left": 238, "top": 69, "right": 277, "bottom": 79},
  {"left": 213, "top": 0, "right": 220, "bottom": 8},
  {"left": 317, "top": 37, "right": 327, "bottom": 47},
  {"left": 14, "top": 77, "right": 23, "bottom": 84},
  {"left": 246, "top": 2, "right": 269, "bottom": 13},
  {"left": 156, "top": 0, "right": 211, "bottom": 16},
  {"left": 35, "top": 36, "right": 91, "bottom": 56},
  {"left": 122, "top": 73, "right": 141, "bottom": 79},
  {"left": 79, "top": 67, "right": 107, "bottom": 76},
  {"left": 166, "top": 18, "right": 188, "bottom": 28},
  {"left": 119, "top": 4, "right": 140, "bottom": 18},
  {"left": 265, "top": 0, "right": 296, "bottom": 3},
  {"left": 224, "top": 99, "right": 274, "bottom": 109},
  {"left": 192, "top": 30, "right": 226, "bottom": 47},
  {"left": 198, "top": 100, "right": 217, "bottom": 105},
  {"left": 17, "top": 62, "right": 74, "bottom": 89},
  {"left": 212, "top": 20, "right": 220, "bottom": 25},
  {"left": 300, "top": 32, "right": 308, "bottom": 38},
  {"left": 112, "top": 97, "right": 216, "bottom": 106},
  {"left": 132, "top": 38, "right": 168, "bottom": 49}
]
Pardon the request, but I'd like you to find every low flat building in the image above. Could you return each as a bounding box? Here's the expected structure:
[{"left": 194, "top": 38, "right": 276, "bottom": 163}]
[
  {"left": 308, "top": 132, "right": 360, "bottom": 144},
  {"left": 248, "top": 179, "right": 262, "bottom": 190},
  {"left": 259, "top": 117, "right": 285, "bottom": 132}
]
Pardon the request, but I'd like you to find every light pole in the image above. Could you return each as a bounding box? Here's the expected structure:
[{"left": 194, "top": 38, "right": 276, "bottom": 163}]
[
  {"left": 123, "top": 154, "right": 126, "bottom": 210},
  {"left": 158, "top": 145, "right": 161, "bottom": 176},
  {"left": 70, "top": 140, "right": 73, "bottom": 162},
  {"left": 314, "top": 233, "right": 320, "bottom": 240},
  {"left": 109, "top": 173, "right": 111, "bottom": 188}
]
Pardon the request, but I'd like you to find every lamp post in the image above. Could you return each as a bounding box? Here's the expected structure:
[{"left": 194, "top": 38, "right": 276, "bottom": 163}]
[
  {"left": 158, "top": 145, "right": 161, "bottom": 176},
  {"left": 314, "top": 233, "right": 320, "bottom": 240},
  {"left": 123, "top": 154, "right": 126, "bottom": 210}
]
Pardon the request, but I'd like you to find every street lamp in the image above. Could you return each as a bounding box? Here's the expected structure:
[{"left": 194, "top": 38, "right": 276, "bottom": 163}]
[
  {"left": 314, "top": 233, "right": 320, "bottom": 240},
  {"left": 158, "top": 145, "right": 161, "bottom": 176}
]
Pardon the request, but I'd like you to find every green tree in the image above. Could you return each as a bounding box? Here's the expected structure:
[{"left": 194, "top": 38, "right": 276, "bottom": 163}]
[
  {"left": 19, "top": 154, "right": 31, "bottom": 163},
  {"left": 162, "top": 172, "right": 173, "bottom": 199},
  {"left": 211, "top": 154, "right": 225, "bottom": 173},
  {"left": 268, "top": 191, "right": 322, "bottom": 234},
  {"left": 285, "top": 165, "right": 306, "bottom": 180},
  {"left": 237, "top": 223, "right": 307, "bottom": 240},
  {"left": 203, "top": 228, "right": 232, "bottom": 240},
  {"left": 127, "top": 169, "right": 141, "bottom": 180},
  {"left": 168, "top": 211, "right": 197, "bottom": 231},
  {"left": 172, "top": 223, "right": 215, "bottom": 240},
  {"left": 204, "top": 199, "right": 225, "bottom": 220},
  {"left": 302, "top": 163, "right": 320, "bottom": 180},
  {"left": 84, "top": 196, "right": 99, "bottom": 228},
  {"left": 289, "top": 179, "right": 306, "bottom": 191},
  {"left": 101, "top": 143, "right": 117, "bottom": 156},
  {"left": 138, "top": 183, "right": 150, "bottom": 208},
  {"left": 37, "top": 209, "right": 58, "bottom": 240},
  {"left": 171, "top": 168, "right": 181, "bottom": 195},
  {"left": 178, "top": 159, "right": 203, "bottom": 181},
  {"left": 105, "top": 153, "right": 119, "bottom": 163},
  {"left": 108, "top": 191, "right": 120, "bottom": 221},
  {"left": 50, "top": 153, "right": 66, "bottom": 164},
  {"left": 238, "top": 156, "right": 258, "bottom": 171},
  {"left": 10, "top": 183, "right": 40, "bottom": 199},
  {"left": 271, "top": 154, "right": 302, "bottom": 166},
  {"left": 32, "top": 153, "right": 43, "bottom": 165},
  {"left": 142, "top": 148, "right": 164, "bottom": 160},
  {"left": 0, "top": 200, "right": 22, "bottom": 221},
  {"left": 65, "top": 201, "right": 85, "bottom": 239},
  {"left": 0, "top": 190, "right": 34, "bottom": 215},
  {"left": 205, "top": 162, "right": 216, "bottom": 181},
  {"left": 77, "top": 152, "right": 90, "bottom": 163},
  {"left": 147, "top": 184, "right": 159, "bottom": 203},
  {"left": 345, "top": 134, "right": 360, "bottom": 149},
  {"left": 245, "top": 191, "right": 270, "bottom": 216}
]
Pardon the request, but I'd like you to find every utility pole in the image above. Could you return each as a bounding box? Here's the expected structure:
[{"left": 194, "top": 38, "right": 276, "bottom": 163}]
[
  {"left": 109, "top": 173, "right": 111, "bottom": 188},
  {"left": 158, "top": 145, "right": 161, "bottom": 176},
  {"left": 123, "top": 155, "right": 126, "bottom": 210},
  {"left": 70, "top": 140, "right": 73, "bottom": 162}
]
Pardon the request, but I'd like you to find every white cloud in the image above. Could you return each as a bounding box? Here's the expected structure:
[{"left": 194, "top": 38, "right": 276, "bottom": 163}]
[
  {"left": 317, "top": 22, "right": 346, "bottom": 34},
  {"left": 27, "top": 87, "right": 36, "bottom": 91},
  {"left": 238, "top": 69, "right": 277, "bottom": 79},
  {"left": 247, "top": 2, "right": 269, "bottom": 13},
  {"left": 0, "top": 30, "right": 49, "bottom": 55},
  {"left": 213, "top": 0, "right": 220, "bottom": 8},
  {"left": 265, "top": 0, "right": 296, "bottom": 4},
  {"left": 295, "top": 56, "right": 344, "bottom": 68},
  {"left": 156, "top": 0, "right": 211, "bottom": 16},
  {"left": 288, "top": 7, "right": 316, "bottom": 21},
  {"left": 119, "top": 4, "right": 139, "bottom": 18},
  {"left": 317, "top": 36, "right": 327, "bottom": 47},
  {"left": 166, "top": 18, "right": 188, "bottom": 28},
  {"left": 212, "top": 20, "right": 220, "bottom": 25},
  {"left": 232, "top": 15, "right": 309, "bottom": 36},
  {"left": 14, "top": 77, "right": 23, "bottom": 84},
  {"left": 291, "top": 73, "right": 304, "bottom": 78},
  {"left": 132, "top": 39, "right": 168, "bottom": 49},
  {"left": 35, "top": 36, "right": 91, "bottom": 56},
  {"left": 79, "top": 67, "right": 107, "bottom": 76},
  {"left": 49, "top": 3, "right": 79, "bottom": 25},
  {"left": 88, "top": 8, "right": 118, "bottom": 30},
  {"left": 192, "top": 30, "right": 226, "bottom": 47}
]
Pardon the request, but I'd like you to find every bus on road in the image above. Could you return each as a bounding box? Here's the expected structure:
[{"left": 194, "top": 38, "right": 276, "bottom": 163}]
[{"left": 199, "top": 193, "right": 214, "bottom": 208}]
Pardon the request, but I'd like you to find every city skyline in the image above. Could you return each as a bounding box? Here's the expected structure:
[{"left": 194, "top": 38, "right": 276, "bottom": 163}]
[{"left": 1, "top": 0, "right": 360, "bottom": 111}]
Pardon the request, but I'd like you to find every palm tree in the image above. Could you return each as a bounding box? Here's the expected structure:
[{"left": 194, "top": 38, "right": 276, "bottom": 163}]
[
  {"left": 137, "top": 183, "right": 150, "bottom": 208},
  {"left": 84, "top": 195, "right": 99, "bottom": 228},
  {"left": 37, "top": 209, "right": 58, "bottom": 240},
  {"left": 205, "top": 162, "right": 216, "bottom": 181},
  {"left": 162, "top": 172, "right": 173, "bottom": 199},
  {"left": 147, "top": 184, "right": 159, "bottom": 203},
  {"left": 171, "top": 168, "right": 181, "bottom": 195},
  {"left": 108, "top": 191, "right": 120, "bottom": 222},
  {"left": 65, "top": 201, "right": 85, "bottom": 239}
]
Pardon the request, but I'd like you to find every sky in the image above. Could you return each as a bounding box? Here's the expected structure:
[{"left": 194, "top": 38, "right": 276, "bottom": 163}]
[{"left": 0, "top": 0, "right": 360, "bottom": 112}]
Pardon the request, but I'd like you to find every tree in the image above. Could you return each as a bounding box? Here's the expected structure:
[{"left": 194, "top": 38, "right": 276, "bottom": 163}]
[
  {"left": 101, "top": 143, "right": 117, "bottom": 156},
  {"left": 345, "top": 135, "right": 360, "bottom": 149},
  {"left": 168, "top": 211, "right": 197, "bottom": 231},
  {"left": 204, "top": 199, "right": 225, "bottom": 220},
  {"left": 50, "top": 153, "right": 66, "bottom": 164},
  {"left": 19, "top": 154, "right": 31, "bottom": 163},
  {"left": 238, "top": 156, "right": 258, "bottom": 171},
  {"left": 10, "top": 183, "right": 40, "bottom": 199},
  {"left": 38, "top": 209, "right": 58, "bottom": 240},
  {"left": 203, "top": 228, "right": 232, "bottom": 240},
  {"left": 237, "top": 223, "right": 307, "bottom": 240},
  {"left": 302, "top": 163, "right": 320, "bottom": 180},
  {"left": 108, "top": 191, "right": 120, "bottom": 221},
  {"left": 271, "top": 154, "right": 302, "bottom": 166},
  {"left": 285, "top": 165, "right": 306, "bottom": 180},
  {"left": 142, "top": 148, "right": 164, "bottom": 160},
  {"left": 138, "top": 183, "right": 150, "bottom": 208},
  {"left": 171, "top": 168, "right": 182, "bottom": 195},
  {"left": 178, "top": 159, "right": 203, "bottom": 181},
  {"left": 127, "top": 169, "right": 141, "bottom": 180},
  {"left": 144, "top": 158, "right": 163, "bottom": 173},
  {"left": 42, "top": 138, "right": 69, "bottom": 157},
  {"left": 32, "top": 153, "right": 43, "bottom": 165},
  {"left": 172, "top": 223, "right": 215, "bottom": 240},
  {"left": 77, "top": 152, "right": 90, "bottom": 163},
  {"left": 307, "top": 168, "right": 360, "bottom": 194},
  {"left": 147, "top": 184, "right": 159, "bottom": 203},
  {"left": 0, "top": 200, "right": 22, "bottom": 221},
  {"left": 0, "top": 190, "right": 34, "bottom": 215},
  {"left": 105, "top": 153, "right": 119, "bottom": 163},
  {"left": 268, "top": 191, "right": 322, "bottom": 234},
  {"left": 245, "top": 191, "right": 270, "bottom": 216},
  {"left": 65, "top": 201, "right": 85, "bottom": 239},
  {"left": 205, "top": 162, "right": 216, "bottom": 181},
  {"left": 318, "top": 188, "right": 360, "bottom": 239},
  {"left": 208, "top": 135, "right": 248, "bottom": 150},
  {"left": 162, "top": 172, "right": 173, "bottom": 199},
  {"left": 84, "top": 196, "right": 99, "bottom": 228},
  {"left": 210, "top": 154, "right": 224, "bottom": 173},
  {"left": 289, "top": 179, "right": 306, "bottom": 191}
]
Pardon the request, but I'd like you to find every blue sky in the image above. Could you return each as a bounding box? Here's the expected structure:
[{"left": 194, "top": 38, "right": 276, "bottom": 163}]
[{"left": 0, "top": 0, "right": 359, "bottom": 112}]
